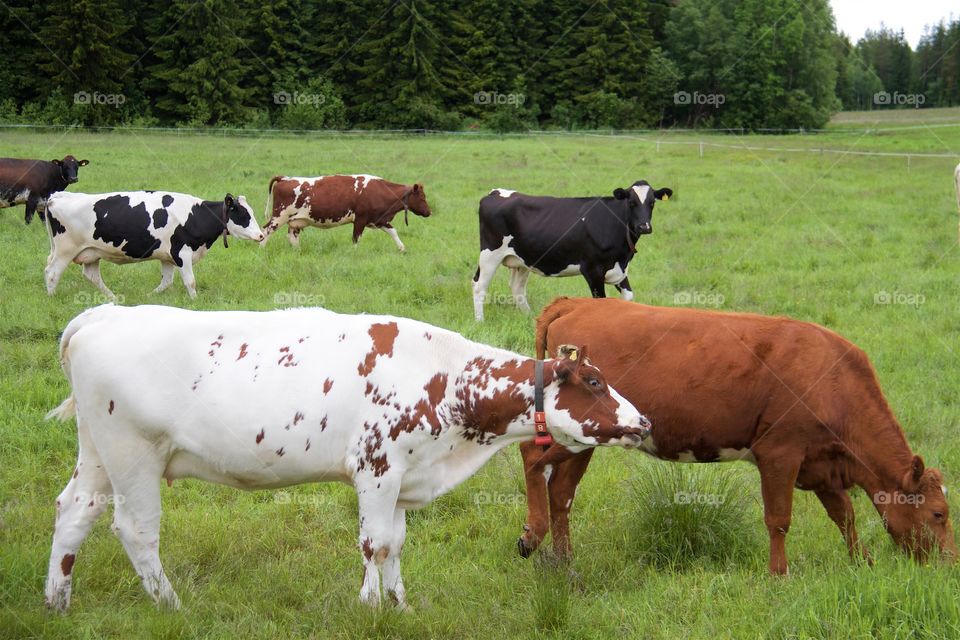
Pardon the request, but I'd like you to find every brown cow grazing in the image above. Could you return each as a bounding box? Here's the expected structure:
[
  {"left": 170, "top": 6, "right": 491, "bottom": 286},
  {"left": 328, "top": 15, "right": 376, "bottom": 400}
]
[
  {"left": 0, "top": 155, "right": 90, "bottom": 224},
  {"left": 518, "top": 297, "right": 956, "bottom": 575},
  {"left": 260, "top": 174, "right": 431, "bottom": 251}
]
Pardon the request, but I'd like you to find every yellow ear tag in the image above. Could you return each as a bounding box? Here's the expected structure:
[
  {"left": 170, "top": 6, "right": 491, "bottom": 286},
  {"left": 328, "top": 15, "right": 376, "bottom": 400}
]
[
  {"left": 568, "top": 350, "right": 578, "bottom": 361},
  {"left": 661, "top": 194, "right": 669, "bottom": 201}
]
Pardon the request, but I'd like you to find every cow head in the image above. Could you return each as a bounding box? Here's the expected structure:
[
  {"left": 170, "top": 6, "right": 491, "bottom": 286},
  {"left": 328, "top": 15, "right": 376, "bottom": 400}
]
[
  {"left": 612, "top": 180, "right": 672, "bottom": 236},
  {"left": 222, "top": 194, "right": 265, "bottom": 245},
  {"left": 879, "top": 456, "right": 956, "bottom": 563},
  {"left": 51, "top": 155, "right": 90, "bottom": 184},
  {"left": 544, "top": 345, "right": 651, "bottom": 449},
  {"left": 403, "top": 183, "right": 431, "bottom": 217}
]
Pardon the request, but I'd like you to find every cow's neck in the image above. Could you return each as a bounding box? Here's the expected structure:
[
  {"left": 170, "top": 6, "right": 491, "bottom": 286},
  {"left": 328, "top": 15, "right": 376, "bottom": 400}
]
[
  {"left": 843, "top": 400, "right": 914, "bottom": 512},
  {"left": 449, "top": 355, "right": 543, "bottom": 448}
]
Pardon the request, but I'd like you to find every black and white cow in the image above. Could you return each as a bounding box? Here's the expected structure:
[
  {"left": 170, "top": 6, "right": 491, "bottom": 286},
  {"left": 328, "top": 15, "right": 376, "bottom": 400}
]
[
  {"left": 471, "top": 181, "right": 672, "bottom": 321},
  {"left": 0, "top": 155, "right": 89, "bottom": 224},
  {"left": 44, "top": 191, "right": 263, "bottom": 299}
]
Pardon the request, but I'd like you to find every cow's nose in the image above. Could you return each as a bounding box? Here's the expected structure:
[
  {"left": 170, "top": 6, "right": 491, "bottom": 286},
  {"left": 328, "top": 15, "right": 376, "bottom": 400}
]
[
  {"left": 68, "top": 178, "right": 78, "bottom": 184},
  {"left": 638, "top": 223, "right": 652, "bottom": 234},
  {"left": 257, "top": 233, "right": 265, "bottom": 242}
]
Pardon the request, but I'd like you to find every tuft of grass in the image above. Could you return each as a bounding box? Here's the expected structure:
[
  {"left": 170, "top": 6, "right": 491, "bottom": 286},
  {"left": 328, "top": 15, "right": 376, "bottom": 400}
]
[
  {"left": 529, "top": 556, "right": 572, "bottom": 635},
  {"left": 624, "top": 460, "right": 761, "bottom": 569}
]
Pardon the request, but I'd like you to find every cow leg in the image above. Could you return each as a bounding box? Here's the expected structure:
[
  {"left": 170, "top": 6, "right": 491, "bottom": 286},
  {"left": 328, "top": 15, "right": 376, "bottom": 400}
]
[
  {"left": 472, "top": 253, "right": 502, "bottom": 322},
  {"left": 508, "top": 268, "right": 531, "bottom": 313},
  {"left": 352, "top": 221, "right": 365, "bottom": 246},
  {"left": 45, "top": 255, "right": 73, "bottom": 296},
  {"left": 176, "top": 251, "right": 198, "bottom": 299},
  {"left": 614, "top": 276, "right": 634, "bottom": 301},
  {"left": 153, "top": 262, "right": 176, "bottom": 294},
  {"left": 518, "top": 442, "right": 583, "bottom": 557},
  {"left": 381, "top": 507, "right": 410, "bottom": 610},
  {"left": 104, "top": 438, "right": 179, "bottom": 609},
  {"left": 82, "top": 261, "right": 115, "bottom": 300},
  {"left": 25, "top": 196, "right": 38, "bottom": 224},
  {"left": 45, "top": 423, "right": 113, "bottom": 612},
  {"left": 380, "top": 225, "right": 405, "bottom": 253},
  {"left": 815, "top": 489, "right": 872, "bottom": 564},
  {"left": 287, "top": 227, "right": 301, "bottom": 249},
  {"left": 579, "top": 265, "right": 607, "bottom": 298},
  {"left": 355, "top": 477, "right": 401, "bottom": 607},
  {"left": 547, "top": 448, "right": 596, "bottom": 560},
  {"left": 755, "top": 451, "right": 802, "bottom": 575}
]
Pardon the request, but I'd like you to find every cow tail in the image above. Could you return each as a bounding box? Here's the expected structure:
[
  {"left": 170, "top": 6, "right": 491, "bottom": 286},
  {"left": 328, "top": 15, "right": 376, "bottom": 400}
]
[
  {"left": 46, "top": 305, "right": 112, "bottom": 422},
  {"left": 264, "top": 175, "right": 284, "bottom": 228},
  {"left": 46, "top": 396, "right": 76, "bottom": 422},
  {"left": 535, "top": 296, "right": 577, "bottom": 360}
]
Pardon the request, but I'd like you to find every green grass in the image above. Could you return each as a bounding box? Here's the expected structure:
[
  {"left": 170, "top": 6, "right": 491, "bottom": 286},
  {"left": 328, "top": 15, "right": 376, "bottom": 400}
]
[{"left": 1, "top": 108, "right": 959, "bottom": 638}]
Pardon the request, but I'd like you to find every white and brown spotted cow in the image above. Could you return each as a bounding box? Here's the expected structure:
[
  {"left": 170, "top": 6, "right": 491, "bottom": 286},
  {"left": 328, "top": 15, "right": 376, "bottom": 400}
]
[
  {"left": 260, "top": 174, "right": 431, "bottom": 251},
  {"left": 45, "top": 191, "right": 263, "bottom": 299},
  {"left": 44, "top": 304, "right": 650, "bottom": 611}
]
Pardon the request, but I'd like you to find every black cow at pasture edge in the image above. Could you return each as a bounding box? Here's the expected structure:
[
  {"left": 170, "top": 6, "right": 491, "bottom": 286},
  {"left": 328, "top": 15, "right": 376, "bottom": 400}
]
[
  {"left": 0, "top": 156, "right": 90, "bottom": 224},
  {"left": 471, "top": 180, "right": 672, "bottom": 321}
]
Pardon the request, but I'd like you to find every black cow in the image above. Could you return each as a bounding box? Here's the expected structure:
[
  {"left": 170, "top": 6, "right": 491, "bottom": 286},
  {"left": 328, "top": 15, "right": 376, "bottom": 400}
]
[
  {"left": 0, "top": 155, "right": 89, "bottom": 224},
  {"left": 471, "top": 181, "right": 672, "bottom": 321}
]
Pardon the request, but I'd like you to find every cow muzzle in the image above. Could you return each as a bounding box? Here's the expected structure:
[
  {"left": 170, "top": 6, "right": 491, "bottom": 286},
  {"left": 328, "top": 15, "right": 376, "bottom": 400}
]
[
  {"left": 638, "top": 223, "right": 652, "bottom": 235},
  {"left": 68, "top": 177, "right": 78, "bottom": 184}
]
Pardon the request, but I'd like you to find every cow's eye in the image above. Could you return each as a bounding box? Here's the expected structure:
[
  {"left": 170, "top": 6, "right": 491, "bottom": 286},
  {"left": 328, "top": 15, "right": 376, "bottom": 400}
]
[
  {"left": 933, "top": 511, "right": 945, "bottom": 521},
  {"left": 587, "top": 377, "right": 601, "bottom": 388}
]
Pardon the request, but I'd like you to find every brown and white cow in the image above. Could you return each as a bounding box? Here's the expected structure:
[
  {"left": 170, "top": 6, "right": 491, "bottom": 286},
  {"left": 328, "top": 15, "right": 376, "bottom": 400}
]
[
  {"left": 518, "top": 297, "right": 956, "bottom": 575},
  {"left": 0, "top": 155, "right": 89, "bottom": 224},
  {"left": 44, "top": 304, "right": 649, "bottom": 611},
  {"left": 260, "top": 175, "right": 431, "bottom": 251}
]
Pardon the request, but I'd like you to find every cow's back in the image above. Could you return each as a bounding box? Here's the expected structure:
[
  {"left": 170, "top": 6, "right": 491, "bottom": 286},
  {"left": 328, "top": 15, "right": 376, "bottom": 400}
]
[
  {"left": 61, "top": 305, "right": 471, "bottom": 486},
  {"left": 537, "top": 298, "right": 874, "bottom": 456}
]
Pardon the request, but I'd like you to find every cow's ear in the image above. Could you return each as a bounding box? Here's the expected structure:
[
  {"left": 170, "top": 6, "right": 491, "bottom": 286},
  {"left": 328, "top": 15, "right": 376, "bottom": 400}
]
[
  {"left": 902, "top": 455, "right": 925, "bottom": 492},
  {"left": 613, "top": 188, "right": 628, "bottom": 200},
  {"left": 412, "top": 183, "right": 421, "bottom": 194},
  {"left": 223, "top": 194, "right": 235, "bottom": 207},
  {"left": 655, "top": 188, "right": 673, "bottom": 201},
  {"left": 78, "top": 159, "right": 90, "bottom": 167}
]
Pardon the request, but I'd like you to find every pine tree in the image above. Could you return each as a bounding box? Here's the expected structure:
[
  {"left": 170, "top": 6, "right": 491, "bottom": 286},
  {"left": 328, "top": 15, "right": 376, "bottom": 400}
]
[
  {"left": 36, "top": 0, "right": 136, "bottom": 119},
  {"left": 148, "top": 0, "right": 254, "bottom": 125},
  {"left": 239, "top": 0, "right": 310, "bottom": 110}
]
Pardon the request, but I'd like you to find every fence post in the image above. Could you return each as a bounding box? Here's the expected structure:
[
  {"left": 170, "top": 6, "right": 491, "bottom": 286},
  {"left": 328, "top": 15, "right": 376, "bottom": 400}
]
[
  {"left": 907, "top": 155, "right": 911, "bottom": 172},
  {"left": 699, "top": 141, "right": 704, "bottom": 158}
]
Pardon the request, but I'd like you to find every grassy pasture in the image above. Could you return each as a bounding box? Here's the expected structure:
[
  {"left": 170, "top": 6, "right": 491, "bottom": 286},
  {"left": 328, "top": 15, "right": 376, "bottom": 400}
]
[{"left": 1, "top": 111, "right": 960, "bottom": 639}]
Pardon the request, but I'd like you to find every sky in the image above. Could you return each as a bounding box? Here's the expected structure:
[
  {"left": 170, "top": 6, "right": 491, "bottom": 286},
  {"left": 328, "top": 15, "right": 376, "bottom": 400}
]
[{"left": 831, "top": 0, "right": 957, "bottom": 47}]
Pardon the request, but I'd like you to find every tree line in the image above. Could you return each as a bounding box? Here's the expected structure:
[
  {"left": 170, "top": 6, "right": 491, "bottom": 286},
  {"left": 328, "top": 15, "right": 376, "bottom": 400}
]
[{"left": 0, "top": 0, "right": 957, "bottom": 132}]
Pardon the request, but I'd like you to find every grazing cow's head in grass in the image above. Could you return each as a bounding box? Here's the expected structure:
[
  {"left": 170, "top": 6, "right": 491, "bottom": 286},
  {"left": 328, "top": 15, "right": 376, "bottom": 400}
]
[
  {"left": 223, "top": 194, "right": 264, "bottom": 243},
  {"left": 404, "top": 183, "right": 431, "bottom": 218},
  {"left": 881, "top": 456, "right": 956, "bottom": 563},
  {"left": 613, "top": 180, "right": 672, "bottom": 236},
  {"left": 53, "top": 155, "right": 89, "bottom": 184},
  {"left": 547, "top": 345, "right": 650, "bottom": 449}
]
